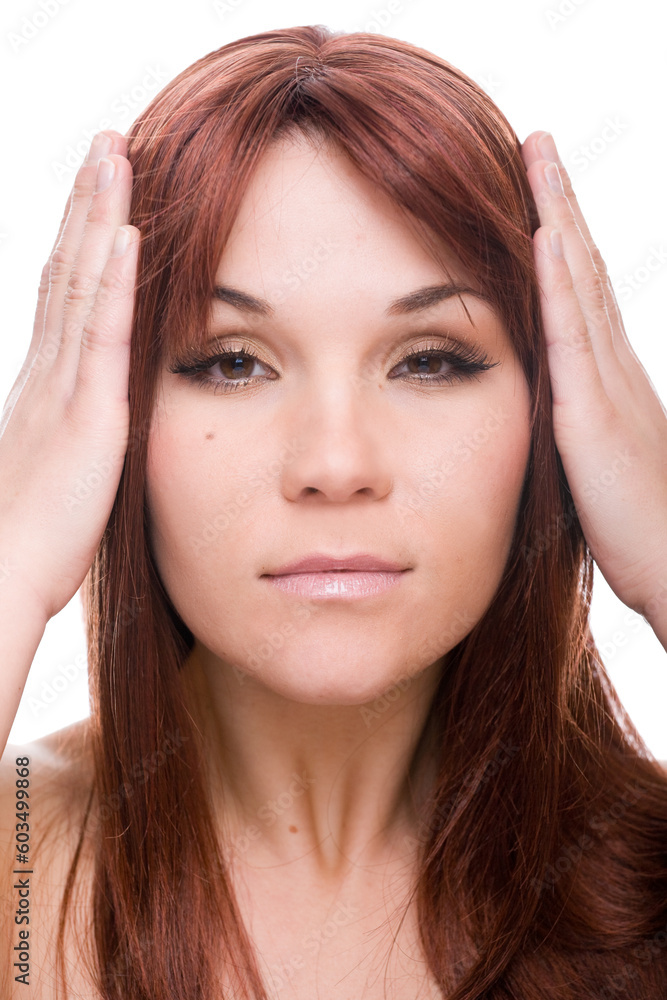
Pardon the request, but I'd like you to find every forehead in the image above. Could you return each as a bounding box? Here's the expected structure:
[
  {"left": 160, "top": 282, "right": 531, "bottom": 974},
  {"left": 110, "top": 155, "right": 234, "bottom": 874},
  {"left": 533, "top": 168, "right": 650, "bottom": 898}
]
[
  {"left": 214, "top": 134, "right": 482, "bottom": 298},
  {"left": 195, "top": 135, "right": 514, "bottom": 366}
]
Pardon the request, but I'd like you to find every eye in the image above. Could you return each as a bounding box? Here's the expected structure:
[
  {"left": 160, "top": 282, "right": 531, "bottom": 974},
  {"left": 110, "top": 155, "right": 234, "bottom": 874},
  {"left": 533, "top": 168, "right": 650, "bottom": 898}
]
[
  {"left": 168, "top": 340, "right": 276, "bottom": 395},
  {"left": 168, "top": 337, "right": 499, "bottom": 394},
  {"left": 389, "top": 340, "right": 499, "bottom": 386}
]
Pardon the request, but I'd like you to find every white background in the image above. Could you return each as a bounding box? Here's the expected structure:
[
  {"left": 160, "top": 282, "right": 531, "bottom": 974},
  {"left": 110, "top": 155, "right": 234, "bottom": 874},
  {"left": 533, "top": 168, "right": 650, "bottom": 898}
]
[{"left": 1, "top": 0, "right": 665, "bottom": 755}]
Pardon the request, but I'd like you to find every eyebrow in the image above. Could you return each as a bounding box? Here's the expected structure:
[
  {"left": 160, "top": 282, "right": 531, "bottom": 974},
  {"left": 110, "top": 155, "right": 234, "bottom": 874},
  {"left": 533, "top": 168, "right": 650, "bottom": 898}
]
[{"left": 211, "top": 281, "right": 490, "bottom": 317}]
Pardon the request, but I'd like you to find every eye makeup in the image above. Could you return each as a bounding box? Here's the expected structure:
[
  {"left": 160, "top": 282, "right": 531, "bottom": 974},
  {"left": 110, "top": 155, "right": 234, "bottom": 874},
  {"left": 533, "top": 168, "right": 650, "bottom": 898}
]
[{"left": 167, "top": 335, "right": 500, "bottom": 396}]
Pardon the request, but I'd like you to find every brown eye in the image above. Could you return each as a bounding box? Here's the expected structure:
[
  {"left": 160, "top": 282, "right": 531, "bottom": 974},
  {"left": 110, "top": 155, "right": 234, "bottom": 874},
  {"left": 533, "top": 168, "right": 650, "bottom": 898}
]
[
  {"left": 214, "top": 352, "right": 264, "bottom": 381},
  {"left": 168, "top": 342, "right": 276, "bottom": 394},
  {"left": 169, "top": 337, "right": 498, "bottom": 395},
  {"left": 402, "top": 352, "right": 450, "bottom": 376},
  {"left": 389, "top": 342, "right": 499, "bottom": 386}
]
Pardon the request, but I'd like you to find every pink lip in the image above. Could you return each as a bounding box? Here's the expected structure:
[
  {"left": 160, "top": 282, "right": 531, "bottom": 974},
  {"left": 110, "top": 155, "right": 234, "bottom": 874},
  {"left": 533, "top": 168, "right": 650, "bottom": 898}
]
[
  {"left": 261, "top": 553, "right": 410, "bottom": 601},
  {"left": 264, "top": 553, "right": 408, "bottom": 575},
  {"left": 264, "top": 570, "right": 406, "bottom": 600}
]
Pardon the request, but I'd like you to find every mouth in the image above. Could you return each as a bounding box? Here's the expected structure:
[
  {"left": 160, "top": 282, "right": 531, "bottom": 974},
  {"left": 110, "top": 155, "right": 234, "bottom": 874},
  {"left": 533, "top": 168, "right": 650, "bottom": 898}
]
[
  {"left": 263, "top": 552, "right": 409, "bottom": 575},
  {"left": 262, "top": 566, "right": 410, "bottom": 600}
]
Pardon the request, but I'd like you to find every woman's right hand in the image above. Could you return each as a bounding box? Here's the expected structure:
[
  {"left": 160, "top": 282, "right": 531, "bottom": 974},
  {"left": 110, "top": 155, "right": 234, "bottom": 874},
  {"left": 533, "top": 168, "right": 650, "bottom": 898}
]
[{"left": 0, "top": 130, "right": 139, "bottom": 623}]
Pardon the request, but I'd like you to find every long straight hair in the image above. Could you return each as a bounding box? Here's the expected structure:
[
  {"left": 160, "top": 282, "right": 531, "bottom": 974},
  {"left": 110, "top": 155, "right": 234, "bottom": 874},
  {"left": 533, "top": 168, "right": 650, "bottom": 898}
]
[{"left": 56, "top": 24, "right": 667, "bottom": 999}]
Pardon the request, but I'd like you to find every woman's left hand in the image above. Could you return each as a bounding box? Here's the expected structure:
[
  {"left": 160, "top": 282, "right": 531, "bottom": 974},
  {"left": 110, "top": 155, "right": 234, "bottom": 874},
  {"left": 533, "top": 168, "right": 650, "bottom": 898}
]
[{"left": 521, "top": 131, "right": 667, "bottom": 643}]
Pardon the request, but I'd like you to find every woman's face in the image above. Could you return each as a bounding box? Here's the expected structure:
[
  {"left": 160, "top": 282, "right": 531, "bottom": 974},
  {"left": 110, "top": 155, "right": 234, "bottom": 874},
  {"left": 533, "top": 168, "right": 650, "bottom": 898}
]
[{"left": 145, "top": 135, "right": 532, "bottom": 705}]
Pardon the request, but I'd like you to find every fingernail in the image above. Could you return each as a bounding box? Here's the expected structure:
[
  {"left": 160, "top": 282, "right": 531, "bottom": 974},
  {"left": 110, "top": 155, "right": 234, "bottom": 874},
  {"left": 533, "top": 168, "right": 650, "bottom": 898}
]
[
  {"left": 544, "top": 161, "right": 564, "bottom": 195},
  {"left": 537, "top": 131, "right": 559, "bottom": 163},
  {"left": 111, "top": 226, "right": 131, "bottom": 257},
  {"left": 550, "top": 229, "right": 564, "bottom": 258},
  {"left": 87, "top": 131, "right": 113, "bottom": 165},
  {"left": 95, "top": 157, "right": 115, "bottom": 193}
]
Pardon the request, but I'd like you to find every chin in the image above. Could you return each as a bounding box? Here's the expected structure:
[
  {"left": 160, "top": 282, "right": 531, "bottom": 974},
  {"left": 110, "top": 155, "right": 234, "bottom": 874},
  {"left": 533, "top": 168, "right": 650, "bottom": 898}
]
[{"left": 235, "top": 657, "right": 414, "bottom": 708}]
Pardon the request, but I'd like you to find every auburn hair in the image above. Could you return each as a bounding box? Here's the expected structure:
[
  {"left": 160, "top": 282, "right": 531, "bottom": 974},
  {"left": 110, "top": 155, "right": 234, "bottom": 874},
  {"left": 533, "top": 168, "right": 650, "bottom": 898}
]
[{"left": 53, "top": 23, "right": 667, "bottom": 999}]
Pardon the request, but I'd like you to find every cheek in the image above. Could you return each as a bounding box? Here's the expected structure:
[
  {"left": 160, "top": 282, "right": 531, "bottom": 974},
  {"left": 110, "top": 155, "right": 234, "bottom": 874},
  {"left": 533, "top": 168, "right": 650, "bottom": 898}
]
[
  {"left": 400, "top": 398, "right": 531, "bottom": 621},
  {"left": 145, "top": 414, "right": 280, "bottom": 621},
  {"left": 143, "top": 382, "right": 532, "bottom": 697}
]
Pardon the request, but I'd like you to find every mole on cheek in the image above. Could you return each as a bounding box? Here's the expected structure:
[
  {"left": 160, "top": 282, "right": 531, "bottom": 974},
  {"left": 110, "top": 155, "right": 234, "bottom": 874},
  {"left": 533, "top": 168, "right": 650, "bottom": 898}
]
[{"left": 205, "top": 432, "right": 215, "bottom": 440}]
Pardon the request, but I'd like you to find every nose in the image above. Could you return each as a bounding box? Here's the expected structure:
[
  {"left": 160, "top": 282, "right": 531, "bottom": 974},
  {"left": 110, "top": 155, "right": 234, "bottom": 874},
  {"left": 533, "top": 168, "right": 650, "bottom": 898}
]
[{"left": 279, "top": 378, "right": 394, "bottom": 504}]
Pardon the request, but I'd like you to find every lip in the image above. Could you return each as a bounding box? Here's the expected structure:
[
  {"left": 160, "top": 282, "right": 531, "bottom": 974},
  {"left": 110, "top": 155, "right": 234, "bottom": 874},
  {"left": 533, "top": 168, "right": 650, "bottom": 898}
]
[
  {"left": 263, "top": 553, "right": 408, "bottom": 575},
  {"left": 263, "top": 569, "right": 407, "bottom": 600}
]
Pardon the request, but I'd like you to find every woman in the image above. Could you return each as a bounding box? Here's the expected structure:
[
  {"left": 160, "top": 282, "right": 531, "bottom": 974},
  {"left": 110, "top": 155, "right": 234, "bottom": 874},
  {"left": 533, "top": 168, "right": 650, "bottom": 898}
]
[{"left": 1, "top": 22, "right": 667, "bottom": 1000}]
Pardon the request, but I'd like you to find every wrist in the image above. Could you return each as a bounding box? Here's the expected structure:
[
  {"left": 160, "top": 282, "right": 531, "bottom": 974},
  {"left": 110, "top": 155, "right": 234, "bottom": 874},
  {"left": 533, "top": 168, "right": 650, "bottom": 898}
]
[{"left": 0, "top": 549, "right": 51, "bottom": 630}]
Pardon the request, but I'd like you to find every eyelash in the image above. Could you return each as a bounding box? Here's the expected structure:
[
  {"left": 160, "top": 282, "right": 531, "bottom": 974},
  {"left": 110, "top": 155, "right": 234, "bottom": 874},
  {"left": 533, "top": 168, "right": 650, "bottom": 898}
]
[{"left": 168, "top": 338, "right": 500, "bottom": 395}]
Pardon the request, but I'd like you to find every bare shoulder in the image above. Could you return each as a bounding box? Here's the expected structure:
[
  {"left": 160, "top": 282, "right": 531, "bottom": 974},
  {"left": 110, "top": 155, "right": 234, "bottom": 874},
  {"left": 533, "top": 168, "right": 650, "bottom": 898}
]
[
  {"left": 0, "top": 719, "right": 96, "bottom": 998},
  {"left": 0, "top": 716, "right": 94, "bottom": 820}
]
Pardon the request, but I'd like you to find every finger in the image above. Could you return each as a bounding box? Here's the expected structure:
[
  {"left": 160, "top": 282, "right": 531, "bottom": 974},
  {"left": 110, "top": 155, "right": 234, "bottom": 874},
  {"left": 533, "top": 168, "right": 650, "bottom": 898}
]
[
  {"left": 521, "top": 131, "right": 599, "bottom": 246},
  {"left": 45, "top": 130, "right": 128, "bottom": 271},
  {"left": 51, "top": 150, "right": 134, "bottom": 390},
  {"left": 533, "top": 224, "right": 616, "bottom": 441},
  {"left": 31, "top": 134, "right": 128, "bottom": 371},
  {"left": 68, "top": 224, "right": 140, "bottom": 420},
  {"left": 525, "top": 159, "right": 630, "bottom": 397},
  {"left": 35, "top": 131, "right": 128, "bottom": 374},
  {"left": 19, "top": 191, "right": 78, "bottom": 382},
  {"left": 1, "top": 135, "right": 124, "bottom": 430},
  {"left": 28, "top": 181, "right": 80, "bottom": 367},
  {"left": 521, "top": 131, "right": 640, "bottom": 372}
]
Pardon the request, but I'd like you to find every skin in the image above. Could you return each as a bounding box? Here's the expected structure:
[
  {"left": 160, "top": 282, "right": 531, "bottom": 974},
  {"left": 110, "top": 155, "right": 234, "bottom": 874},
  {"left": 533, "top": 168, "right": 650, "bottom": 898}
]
[
  {"left": 521, "top": 132, "right": 667, "bottom": 650},
  {"left": 1, "top": 116, "right": 666, "bottom": 997},
  {"left": 145, "top": 133, "right": 534, "bottom": 889}
]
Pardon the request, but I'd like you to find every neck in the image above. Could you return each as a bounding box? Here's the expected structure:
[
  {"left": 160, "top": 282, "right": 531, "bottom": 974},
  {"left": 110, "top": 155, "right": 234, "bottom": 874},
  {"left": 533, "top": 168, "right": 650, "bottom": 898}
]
[{"left": 181, "top": 641, "right": 444, "bottom": 885}]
